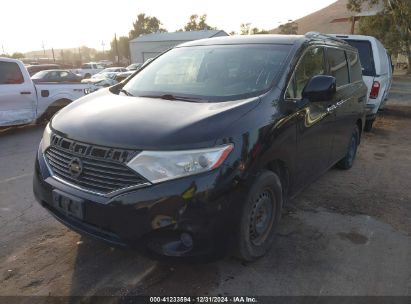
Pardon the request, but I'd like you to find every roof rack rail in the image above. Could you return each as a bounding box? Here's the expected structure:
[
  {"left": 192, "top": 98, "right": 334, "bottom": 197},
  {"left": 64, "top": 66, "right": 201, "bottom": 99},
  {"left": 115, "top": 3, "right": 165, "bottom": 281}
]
[{"left": 304, "top": 32, "right": 348, "bottom": 44}]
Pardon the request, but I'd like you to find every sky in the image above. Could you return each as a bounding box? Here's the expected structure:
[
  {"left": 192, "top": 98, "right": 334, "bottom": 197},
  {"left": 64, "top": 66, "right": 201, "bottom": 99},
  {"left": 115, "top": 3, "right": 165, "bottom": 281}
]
[{"left": 0, "top": 0, "right": 337, "bottom": 54}]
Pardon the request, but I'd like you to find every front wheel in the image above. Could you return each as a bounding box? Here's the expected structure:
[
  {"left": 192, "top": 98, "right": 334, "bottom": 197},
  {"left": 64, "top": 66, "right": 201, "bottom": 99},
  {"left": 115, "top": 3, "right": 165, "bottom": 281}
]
[
  {"left": 337, "top": 125, "right": 359, "bottom": 170},
  {"left": 234, "top": 170, "right": 283, "bottom": 262}
]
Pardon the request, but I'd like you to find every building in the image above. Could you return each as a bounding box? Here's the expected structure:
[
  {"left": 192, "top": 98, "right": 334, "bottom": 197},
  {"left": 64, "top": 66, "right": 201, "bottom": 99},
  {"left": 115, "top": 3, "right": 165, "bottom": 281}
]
[{"left": 129, "top": 30, "right": 229, "bottom": 63}]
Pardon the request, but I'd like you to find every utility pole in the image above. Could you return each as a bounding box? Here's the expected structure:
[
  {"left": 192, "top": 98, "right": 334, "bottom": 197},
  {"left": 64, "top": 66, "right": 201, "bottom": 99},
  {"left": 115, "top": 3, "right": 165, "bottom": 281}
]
[
  {"left": 42, "top": 41, "right": 46, "bottom": 57},
  {"left": 78, "top": 47, "right": 82, "bottom": 63},
  {"left": 114, "top": 33, "right": 119, "bottom": 64},
  {"left": 52, "top": 48, "right": 55, "bottom": 62},
  {"left": 1, "top": 45, "right": 5, "bottom": 55},
  {"left": 101, "top": 40, "right": 105, "bottom": 55}
]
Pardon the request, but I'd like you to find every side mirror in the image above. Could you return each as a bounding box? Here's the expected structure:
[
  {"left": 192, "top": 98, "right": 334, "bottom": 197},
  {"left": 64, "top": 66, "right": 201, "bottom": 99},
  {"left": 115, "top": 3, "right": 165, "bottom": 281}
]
[{"left": 302, "top": 75, "right": 336, "bottom": 102}]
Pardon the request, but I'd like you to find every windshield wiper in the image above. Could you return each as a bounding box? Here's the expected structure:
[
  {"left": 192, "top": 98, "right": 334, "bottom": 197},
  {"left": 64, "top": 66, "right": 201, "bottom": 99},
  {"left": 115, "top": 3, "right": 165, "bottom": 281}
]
[
  {"left": 141, "top": 94, "right": 204, "bottom": 102},
  {"left": 119, "top": 89, "right": 133, "bottom": 96}
]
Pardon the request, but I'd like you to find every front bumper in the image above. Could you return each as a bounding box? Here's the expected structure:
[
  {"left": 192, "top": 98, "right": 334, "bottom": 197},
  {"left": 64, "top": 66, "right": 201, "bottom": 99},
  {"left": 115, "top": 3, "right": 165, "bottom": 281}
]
[{"left": 33, "top": 145, "right": 244, "bottom": 258}]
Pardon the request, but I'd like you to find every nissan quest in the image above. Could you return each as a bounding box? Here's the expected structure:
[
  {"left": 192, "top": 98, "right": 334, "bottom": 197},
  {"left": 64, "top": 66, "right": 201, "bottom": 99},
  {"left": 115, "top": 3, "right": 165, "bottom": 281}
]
[{"left": 33, "top": 33, "right": 367, "bottom": 261}]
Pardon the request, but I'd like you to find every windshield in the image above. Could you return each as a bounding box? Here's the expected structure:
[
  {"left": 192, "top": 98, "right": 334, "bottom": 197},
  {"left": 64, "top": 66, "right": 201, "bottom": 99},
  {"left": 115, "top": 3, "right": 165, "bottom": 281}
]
[
  {"left": 345, "top": 40, "right": 376, "bottom": 76},
  {"left": 123, "top": 44, "right": 291, "bottom": 101}
]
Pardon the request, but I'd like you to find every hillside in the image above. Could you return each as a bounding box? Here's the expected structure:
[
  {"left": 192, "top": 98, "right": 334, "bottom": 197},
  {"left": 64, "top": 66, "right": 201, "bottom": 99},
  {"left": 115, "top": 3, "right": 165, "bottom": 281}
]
[{"left": 271, "top": 0, "right": 355, "bottom": 35}]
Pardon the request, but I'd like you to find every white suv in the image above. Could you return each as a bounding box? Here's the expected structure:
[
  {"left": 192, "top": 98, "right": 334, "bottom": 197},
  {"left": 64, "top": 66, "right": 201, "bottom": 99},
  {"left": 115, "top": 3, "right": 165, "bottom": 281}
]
[{"left": 330, "top": 34, "right": 393, "bottom": 131}]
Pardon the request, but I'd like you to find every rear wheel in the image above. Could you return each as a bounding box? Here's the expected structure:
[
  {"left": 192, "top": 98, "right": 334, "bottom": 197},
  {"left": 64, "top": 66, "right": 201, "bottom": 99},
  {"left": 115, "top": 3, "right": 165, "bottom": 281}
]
[
  {"left": 234, "top": 170, "right": 283, "bottom": 262},
  {"left": 337, "top": 125, "right": 359, "bottom": 170},
  {"left": 364, "top": 119, "right": 374, "bottom": 132}
]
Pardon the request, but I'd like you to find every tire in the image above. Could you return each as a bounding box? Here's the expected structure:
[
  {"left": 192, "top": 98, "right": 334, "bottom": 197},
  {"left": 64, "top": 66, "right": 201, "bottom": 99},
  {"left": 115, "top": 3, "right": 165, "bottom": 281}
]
[
  {"left": 234, "top": 170, "right": 283, "bottom": 262},
  {"left": 364, "top": 119, "right": 374, "bottom": 132},
  {"left": 35, "top": 106, "right": 61, "bottom": 125},
  {"left": 84, "top": 73, "right": 91, "bottom": 79},
  {"left": 337, "top": 125, "right": 359, "bottom": 170}
]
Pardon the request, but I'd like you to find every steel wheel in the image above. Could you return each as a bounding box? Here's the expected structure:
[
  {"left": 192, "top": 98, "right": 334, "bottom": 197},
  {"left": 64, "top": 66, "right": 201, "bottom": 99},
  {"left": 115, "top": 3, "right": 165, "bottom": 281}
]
[{"left": 249, "top": 189, "right": 275, "bottom": 246}]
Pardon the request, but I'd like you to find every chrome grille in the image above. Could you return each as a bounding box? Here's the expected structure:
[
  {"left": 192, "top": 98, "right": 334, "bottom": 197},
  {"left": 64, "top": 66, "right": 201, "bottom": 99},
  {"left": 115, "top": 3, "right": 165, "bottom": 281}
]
[{"left": 44, "top": 134, "right": 148, "bottom": 195}]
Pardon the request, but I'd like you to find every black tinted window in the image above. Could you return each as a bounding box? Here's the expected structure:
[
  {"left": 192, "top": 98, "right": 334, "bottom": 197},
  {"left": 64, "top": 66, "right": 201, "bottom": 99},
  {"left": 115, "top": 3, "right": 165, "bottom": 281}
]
[
  {"left": 348, "top": 51, "right": 362, "bottom": 82},
  {"left": 0, "top": 62, "right": 24, "bottom": 84},
  {"left": 326, "top": 48, "right": 349, "bottom": 87},
  {"left": 345, "top": 40, "right": 375, "bottom": 76},
  {"left": 286, "top": 47, "right": 325, "bottom": 99}
]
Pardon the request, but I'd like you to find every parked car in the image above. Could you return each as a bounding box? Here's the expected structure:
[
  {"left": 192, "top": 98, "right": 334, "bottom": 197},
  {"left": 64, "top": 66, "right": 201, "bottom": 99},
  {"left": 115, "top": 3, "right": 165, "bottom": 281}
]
[
  {"left": 126, "top": 63, "right": 142, "bottom": 71},
  {"left": 81, "top": 72, "right": 118, "bottom": 90},
  {"left": 330, "top": 34, "right": 393, "bottom": 131},
  {"left": 74, "top": 62, "right": 104, "bottom": 79},
  {"left": 96, "top": 67, "right": 128, "bottom": 74},
  {"left": 26, "top": 64, "right": 60, "bottom": 76},
  {"left": 31, "top": 70, "right": 82, "bottom": 83},
  {"left": 98, "top": 60, "right": 113, "bottom": 67},
  {"left": 0, "top": 58, "right": 95, "bottom": 126},
  {"left": 115, "top": 71, "right": 134, "bottom": 82},
  {"left": 34, "top": 33, "right": 366, "bottom": 261}
]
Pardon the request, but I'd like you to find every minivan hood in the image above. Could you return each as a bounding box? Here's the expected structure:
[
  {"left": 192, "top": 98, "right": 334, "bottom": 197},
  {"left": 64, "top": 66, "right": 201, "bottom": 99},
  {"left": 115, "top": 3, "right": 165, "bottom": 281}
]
[{"left": 51, "top": 89, "right": 261, "bottom": 150}]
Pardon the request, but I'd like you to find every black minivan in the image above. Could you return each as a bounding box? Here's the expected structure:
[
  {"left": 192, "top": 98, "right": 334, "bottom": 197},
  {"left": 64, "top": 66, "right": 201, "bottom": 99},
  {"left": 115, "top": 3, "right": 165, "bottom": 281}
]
[{"left": 34, "top": 33, "right": 367, "bottom": 261}]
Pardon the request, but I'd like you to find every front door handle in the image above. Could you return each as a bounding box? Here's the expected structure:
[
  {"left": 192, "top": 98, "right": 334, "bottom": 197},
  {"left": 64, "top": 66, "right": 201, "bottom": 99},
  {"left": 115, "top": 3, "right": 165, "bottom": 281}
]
[{"left": 20, "top": 91, "right": 32, "bottom": 95}]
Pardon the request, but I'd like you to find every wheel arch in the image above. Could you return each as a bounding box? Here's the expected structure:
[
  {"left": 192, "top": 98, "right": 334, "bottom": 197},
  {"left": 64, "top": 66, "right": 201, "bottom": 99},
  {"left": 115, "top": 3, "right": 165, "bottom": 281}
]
[
  {"left": 264, "top": 159, "right": 290, "bottom": 203},
  {"left": 36, "top": 98, "right": 73, "bottom": 123},
  {"left": 356, "top": 118, "right": 363, "bottom": 144}
]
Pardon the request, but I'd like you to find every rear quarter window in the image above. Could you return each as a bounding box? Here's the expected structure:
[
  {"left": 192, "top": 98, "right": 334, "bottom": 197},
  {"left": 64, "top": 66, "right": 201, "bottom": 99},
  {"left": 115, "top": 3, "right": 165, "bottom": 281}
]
[
  {"left": 348, "top": 51, "right": 362, "bottom": 82},
  {"left": 0, "top": 62, "right": 24, "bottom": 84}
]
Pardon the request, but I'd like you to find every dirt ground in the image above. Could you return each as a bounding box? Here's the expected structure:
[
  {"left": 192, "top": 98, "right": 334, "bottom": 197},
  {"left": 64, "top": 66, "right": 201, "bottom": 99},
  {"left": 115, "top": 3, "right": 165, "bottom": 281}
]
[{"left": 0, "top": 77, "right": 410, "bottom": 299}]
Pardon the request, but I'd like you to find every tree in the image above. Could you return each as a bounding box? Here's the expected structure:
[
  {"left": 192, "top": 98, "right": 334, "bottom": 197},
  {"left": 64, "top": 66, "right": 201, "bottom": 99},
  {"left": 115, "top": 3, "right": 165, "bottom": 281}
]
[
  {"left": 347, "top": 0, "right": 411, "bottom": 73},
  {"left": 181, "top": 14, "right": 216, "bottom": 31},
  {"left": 240, "top": 23, "right": 252, "bottom": 35},
  {"left": 79, "top": 46, "right": 96, "bottom": 62},
  {"left": 94, "top": 51, "right": 110, "bottom": 62},
  {"left": 278, "top": 21, "right": 298, "bottom": 35},
  {"left": 110, "top": 35, "right": 131, "bottom": 63},
  {"left": 240, "top": 23, "right": 269, "bottom": 35},
  {"left": 11, "top": 52, "right": 24, "bottom": 59},
  {"left": 129, "top": 13, "right": 167, "bottom": 39},
  {"left": 358, "top": 13, "right": 402, "bottom": 54},
  {"left": 251, "top": 28, "right": 270, "bottom": 35}
]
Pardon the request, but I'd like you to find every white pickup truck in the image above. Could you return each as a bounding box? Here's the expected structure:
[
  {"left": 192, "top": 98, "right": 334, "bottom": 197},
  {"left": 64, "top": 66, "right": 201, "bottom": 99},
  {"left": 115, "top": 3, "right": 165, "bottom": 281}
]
[
  {"left": 0, "top": 57, "right": 95, "bottom": 127},
  {"left": 73, "top": 62, "right": 105, "bottom": 79}
]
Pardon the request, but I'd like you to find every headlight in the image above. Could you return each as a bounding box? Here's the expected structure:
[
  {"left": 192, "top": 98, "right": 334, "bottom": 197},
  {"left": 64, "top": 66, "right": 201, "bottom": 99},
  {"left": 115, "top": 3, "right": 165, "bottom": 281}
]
[
  {"left": 41, "top": 123, "right": 52, "bottom": 153},
  {"left": 127, "top": 144, "right": 234, "bottom": 183}
]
